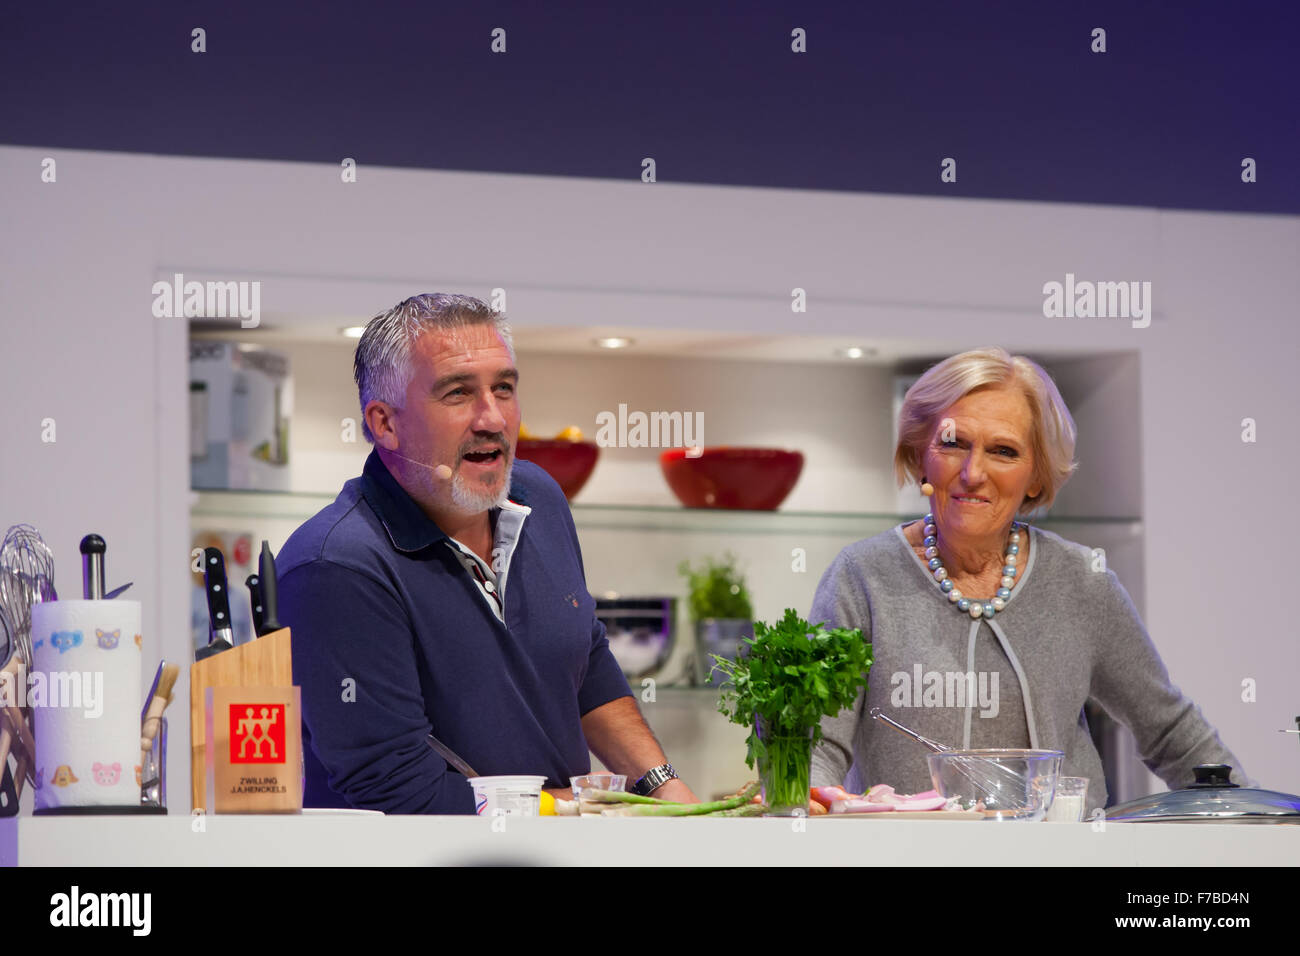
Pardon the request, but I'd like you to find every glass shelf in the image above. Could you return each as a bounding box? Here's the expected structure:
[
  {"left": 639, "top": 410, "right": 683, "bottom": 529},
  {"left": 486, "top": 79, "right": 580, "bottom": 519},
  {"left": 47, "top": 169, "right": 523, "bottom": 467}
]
[{"left": 191, "top": 488, "right": 1140, "bottom": 535}]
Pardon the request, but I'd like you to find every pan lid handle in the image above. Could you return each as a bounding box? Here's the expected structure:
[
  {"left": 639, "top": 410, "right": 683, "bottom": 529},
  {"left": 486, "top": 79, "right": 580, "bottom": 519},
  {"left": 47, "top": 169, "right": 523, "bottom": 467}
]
[{"left": 1191, "top": 764, "right": 1239, "bottom": 788}]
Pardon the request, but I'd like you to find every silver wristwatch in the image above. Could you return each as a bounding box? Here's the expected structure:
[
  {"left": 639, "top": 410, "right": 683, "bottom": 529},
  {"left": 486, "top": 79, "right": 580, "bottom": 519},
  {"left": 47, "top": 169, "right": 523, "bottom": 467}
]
[{"left": 631, "top": 763, "right": 678, "bottom": 796}]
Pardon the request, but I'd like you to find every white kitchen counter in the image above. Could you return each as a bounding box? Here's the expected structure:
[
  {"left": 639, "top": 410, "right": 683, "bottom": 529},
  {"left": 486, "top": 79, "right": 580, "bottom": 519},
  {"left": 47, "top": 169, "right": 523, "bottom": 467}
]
[{"left": 5, "top": 814, "right": 1297, "bottom": 866}]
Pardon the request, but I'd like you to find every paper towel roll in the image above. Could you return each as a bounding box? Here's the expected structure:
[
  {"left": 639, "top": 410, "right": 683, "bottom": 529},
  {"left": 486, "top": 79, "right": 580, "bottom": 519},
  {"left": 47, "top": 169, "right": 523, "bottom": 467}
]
[{"left": 30, "top": 600, "right": 143, "bottom": 809}]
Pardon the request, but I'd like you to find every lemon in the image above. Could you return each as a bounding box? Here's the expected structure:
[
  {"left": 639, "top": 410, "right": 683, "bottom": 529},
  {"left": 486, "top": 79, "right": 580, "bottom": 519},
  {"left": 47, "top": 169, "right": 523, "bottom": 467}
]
[
  {"left": 555, "top": 426, "right": 584, "bottom": 442},
  {"left": 539, "top": 791, "right": 556, "bottom": 816},
  {"left": 519, "top": 422, "right": 536, "bottom": 440}
]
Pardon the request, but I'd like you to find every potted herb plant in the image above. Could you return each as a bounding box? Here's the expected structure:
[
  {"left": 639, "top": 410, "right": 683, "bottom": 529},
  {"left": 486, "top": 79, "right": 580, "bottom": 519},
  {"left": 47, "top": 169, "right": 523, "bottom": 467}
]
[
  {"left": 678, "top": 552, "right": 754, "bottom": 687},
  {"left": 712, "top": 609, "right": 872, "bottom": 815}
]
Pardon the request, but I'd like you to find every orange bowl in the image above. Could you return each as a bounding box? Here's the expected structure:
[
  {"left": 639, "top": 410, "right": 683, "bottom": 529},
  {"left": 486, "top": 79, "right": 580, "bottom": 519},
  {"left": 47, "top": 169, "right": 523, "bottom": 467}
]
[
  {"left": 659, "top": 447, "right": 804, "bottom": 510},
  {"left": 515, "top": 439, "right": 599, "bottom": 499}
]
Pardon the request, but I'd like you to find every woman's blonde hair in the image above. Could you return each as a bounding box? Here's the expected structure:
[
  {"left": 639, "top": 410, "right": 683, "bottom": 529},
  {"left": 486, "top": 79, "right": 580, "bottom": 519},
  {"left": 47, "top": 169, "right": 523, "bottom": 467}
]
[{"left": 894, "top": 347, "right": 1078, "bottom": 514}]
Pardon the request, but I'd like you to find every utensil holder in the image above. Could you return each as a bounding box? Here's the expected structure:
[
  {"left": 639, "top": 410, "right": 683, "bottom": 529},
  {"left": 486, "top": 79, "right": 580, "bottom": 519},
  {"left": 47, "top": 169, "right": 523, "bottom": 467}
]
[
  {"left": 189, "top": 626, "right": 293, "bottom": 812},
  {"left": 204, "top": 684, "right": 303, "bottom": 813}
]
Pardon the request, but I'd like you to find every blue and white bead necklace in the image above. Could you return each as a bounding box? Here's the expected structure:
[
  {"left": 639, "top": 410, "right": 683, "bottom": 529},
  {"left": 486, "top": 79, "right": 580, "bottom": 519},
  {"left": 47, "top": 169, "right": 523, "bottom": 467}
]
[{"left": 921, "top": 512, "right": 1023, "bottom": 620}]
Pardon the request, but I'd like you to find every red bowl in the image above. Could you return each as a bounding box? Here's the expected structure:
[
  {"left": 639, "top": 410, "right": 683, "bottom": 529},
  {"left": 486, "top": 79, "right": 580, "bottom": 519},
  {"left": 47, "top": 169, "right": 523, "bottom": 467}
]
[
  {"left": 515, "top": 439, "right": 600, "bottom": 499},
  {"left": 659, "top": 447, "right": 804, "bottom": 510}
]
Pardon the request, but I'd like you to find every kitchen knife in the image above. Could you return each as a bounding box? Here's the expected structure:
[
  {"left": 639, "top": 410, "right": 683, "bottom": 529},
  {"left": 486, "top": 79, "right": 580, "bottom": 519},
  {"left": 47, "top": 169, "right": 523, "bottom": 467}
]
[
  {"left": 246, "top": 574, "right": 265, "bottom": 637},
  {"left": 257, "top": 540, "right": 281, "bottom": 634},
  {"left": 425, "top": 733, "right": 479, "bottom": 778},
  {"left": 196, "top": 547, "right": 236, "bottom": 661}
]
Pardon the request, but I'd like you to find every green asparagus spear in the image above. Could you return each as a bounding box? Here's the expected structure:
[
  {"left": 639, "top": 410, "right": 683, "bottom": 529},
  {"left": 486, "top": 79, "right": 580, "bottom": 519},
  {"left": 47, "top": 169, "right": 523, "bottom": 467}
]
[
  {"left": 579, "top": 789, "right": 677, "bottom": 805},
  {"left": 599, "top": 782, "right": 761, "bottom": 817}
]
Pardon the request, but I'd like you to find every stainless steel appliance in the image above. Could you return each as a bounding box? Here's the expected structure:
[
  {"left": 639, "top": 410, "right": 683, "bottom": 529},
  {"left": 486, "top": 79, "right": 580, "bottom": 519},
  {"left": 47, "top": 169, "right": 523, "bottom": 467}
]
[{"left": 596, "top": 596, "right": 676, "bottom": 679}]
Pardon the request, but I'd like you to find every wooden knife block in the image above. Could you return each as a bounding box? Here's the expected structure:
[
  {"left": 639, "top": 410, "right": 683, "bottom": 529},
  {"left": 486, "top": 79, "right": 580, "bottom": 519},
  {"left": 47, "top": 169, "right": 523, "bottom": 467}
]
[{"left": 190, "top": 627, "right": 293, "bottom": 812}]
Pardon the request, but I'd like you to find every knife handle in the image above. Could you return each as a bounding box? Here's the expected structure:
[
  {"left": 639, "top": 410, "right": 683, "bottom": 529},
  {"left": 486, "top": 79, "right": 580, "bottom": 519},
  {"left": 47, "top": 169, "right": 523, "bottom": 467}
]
[
  {"left": 258, "top": 540, "right": 281, "bottom": 632},
  {"left": 246, "top": 574, "right": 265, "bottom": 637},
  {"left": 202, "top": 547, "right": 234, "bottom": 640}
]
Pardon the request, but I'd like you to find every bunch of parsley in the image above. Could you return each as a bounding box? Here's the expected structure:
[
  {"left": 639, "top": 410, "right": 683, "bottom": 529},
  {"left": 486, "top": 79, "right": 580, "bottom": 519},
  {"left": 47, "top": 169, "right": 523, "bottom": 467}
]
[{"left": 713, "top": 608, "right": 872, "bottom": 769}]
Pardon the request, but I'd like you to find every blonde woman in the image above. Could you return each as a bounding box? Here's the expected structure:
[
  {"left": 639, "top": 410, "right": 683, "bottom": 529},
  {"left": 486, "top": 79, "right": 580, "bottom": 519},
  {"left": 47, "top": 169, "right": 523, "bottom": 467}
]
[{"left": 810, "top": 347, "right": 1247, "bottom": 813}]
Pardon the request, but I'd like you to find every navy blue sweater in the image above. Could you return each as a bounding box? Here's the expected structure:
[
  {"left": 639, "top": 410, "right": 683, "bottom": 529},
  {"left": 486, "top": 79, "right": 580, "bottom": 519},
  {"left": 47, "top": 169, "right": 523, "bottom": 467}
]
[{"left": 276, "top": 450, "right": 631, "bottom": 813}]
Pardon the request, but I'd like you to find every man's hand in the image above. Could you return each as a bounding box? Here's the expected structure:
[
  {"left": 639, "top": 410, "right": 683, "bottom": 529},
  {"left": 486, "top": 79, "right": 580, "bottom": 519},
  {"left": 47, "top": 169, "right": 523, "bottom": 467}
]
[
  {"left": 543, "top": 786, "right": 574, "bottom": 801},
  {"left": 647, "top": 778, "right": 699, "bottom": 804},
  {"left": 580, "top": 696, "right": 699, "bottom": 803}
]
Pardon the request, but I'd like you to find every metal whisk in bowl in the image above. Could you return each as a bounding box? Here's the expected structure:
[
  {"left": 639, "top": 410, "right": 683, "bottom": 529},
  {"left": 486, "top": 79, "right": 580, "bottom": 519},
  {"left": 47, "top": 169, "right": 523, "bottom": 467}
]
[
  {"left": 927, "top": 749, "right": 1063, "bottom": 821},
  {"left": 869, "top": 707, "right": 1063, "bottom": 819}
]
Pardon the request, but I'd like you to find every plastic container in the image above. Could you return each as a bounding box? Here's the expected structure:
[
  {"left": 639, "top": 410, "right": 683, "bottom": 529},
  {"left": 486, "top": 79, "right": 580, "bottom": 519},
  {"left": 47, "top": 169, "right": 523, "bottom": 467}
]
[
  {"left": 570, "top": 773, "right": 627, "bottom": 801},
  {"left": 467, "top": 775, "right": 547, "bottom": 816},
  {"left": 1044, "top": 776, "right": 1089, "bottom": 822}
]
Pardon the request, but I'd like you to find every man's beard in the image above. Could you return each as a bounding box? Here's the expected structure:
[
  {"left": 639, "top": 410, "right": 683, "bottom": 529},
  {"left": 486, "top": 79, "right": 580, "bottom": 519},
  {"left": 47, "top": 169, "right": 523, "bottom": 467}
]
[{"left": 448, "top": 451, "right": 513, "bottom": 514}]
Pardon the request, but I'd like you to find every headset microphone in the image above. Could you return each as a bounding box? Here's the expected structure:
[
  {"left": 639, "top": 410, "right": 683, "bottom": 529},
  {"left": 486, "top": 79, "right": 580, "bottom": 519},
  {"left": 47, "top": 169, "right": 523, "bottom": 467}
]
[{"left": 387, "top": 450, "right": 453, "bottom": 480}]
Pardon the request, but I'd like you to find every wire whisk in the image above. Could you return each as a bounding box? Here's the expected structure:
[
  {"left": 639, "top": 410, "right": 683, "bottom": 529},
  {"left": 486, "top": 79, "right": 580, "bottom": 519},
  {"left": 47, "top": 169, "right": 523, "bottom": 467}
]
[
  {"left": 0, "top": 524, "right": 58, "bottom": 675},
  {"left": 0, "top": 525, "right": 57, "bottom": 602}
]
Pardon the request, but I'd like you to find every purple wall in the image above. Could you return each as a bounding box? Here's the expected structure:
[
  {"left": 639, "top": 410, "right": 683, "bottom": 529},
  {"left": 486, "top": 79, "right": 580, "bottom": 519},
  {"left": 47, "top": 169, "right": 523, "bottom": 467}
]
[{"left": 2, "top": 0, "right": 1296, "bottom": 213}]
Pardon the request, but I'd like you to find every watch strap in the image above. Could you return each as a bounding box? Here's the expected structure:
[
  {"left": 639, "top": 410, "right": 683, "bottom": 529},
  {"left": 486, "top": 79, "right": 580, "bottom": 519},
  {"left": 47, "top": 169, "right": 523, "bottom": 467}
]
[{"left": 631, "top": 763, "right": 678, "bottom": 796}]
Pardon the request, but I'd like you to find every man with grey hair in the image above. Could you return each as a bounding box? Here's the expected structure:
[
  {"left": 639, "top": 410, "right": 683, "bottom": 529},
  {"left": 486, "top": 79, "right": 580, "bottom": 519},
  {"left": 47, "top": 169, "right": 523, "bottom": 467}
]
[{"left": 276, "top": 293, "right": 697, "bottom": 812}]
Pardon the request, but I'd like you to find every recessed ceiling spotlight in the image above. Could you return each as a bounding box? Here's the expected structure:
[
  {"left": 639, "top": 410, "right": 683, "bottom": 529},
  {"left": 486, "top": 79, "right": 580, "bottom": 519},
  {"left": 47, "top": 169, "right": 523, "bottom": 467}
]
[
  {"left": 836, "top": 346, "right": 874, "bottom": 359},
  {"left": 342, "top": 326, "right": 366, "bottom": 338},
  {"left": 593, "top": 337, "right": 633, "bottom": 349}
]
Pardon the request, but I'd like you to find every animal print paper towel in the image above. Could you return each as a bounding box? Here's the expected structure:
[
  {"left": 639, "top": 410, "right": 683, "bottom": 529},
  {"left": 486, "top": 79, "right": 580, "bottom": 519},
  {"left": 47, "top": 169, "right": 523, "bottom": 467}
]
[{"left": 30, "top": 600, "right": 143, "bottom": 810}]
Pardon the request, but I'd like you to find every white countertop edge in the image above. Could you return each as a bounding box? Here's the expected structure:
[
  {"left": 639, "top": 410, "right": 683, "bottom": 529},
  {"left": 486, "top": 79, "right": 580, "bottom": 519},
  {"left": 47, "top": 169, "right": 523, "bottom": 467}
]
[{"left": 7, "top": 815, "right": 1298, "bottom": 867}]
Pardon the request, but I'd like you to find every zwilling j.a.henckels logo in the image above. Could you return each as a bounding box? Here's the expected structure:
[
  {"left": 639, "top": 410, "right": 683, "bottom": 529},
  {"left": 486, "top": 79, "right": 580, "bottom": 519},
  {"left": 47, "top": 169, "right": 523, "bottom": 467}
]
[{"left": 229, "top": 704, "right": 286, "bottom": 763}]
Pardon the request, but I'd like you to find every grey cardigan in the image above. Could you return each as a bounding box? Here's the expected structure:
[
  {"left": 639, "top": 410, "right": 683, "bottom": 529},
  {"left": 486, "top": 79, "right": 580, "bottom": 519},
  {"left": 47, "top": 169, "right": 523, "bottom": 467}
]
[{"left": 809, "top": 523, "right": 1248, "bottom": 812}]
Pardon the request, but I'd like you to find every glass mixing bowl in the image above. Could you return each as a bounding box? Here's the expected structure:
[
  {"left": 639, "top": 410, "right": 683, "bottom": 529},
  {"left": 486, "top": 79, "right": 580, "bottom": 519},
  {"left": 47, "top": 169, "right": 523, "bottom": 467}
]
[{"left": 927, "top": 749, "right": 1063, "bottom": 821}]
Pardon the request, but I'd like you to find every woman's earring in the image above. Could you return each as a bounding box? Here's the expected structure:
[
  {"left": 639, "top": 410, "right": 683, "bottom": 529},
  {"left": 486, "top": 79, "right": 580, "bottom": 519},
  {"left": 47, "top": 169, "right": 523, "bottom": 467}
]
[{"left": 920, "top": 477, "right": 935, "bottom": 496}]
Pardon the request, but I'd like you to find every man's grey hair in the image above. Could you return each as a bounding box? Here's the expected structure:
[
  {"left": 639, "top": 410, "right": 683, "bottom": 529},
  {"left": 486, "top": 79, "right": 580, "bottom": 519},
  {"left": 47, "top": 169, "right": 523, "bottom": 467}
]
[{"left": 353, "top": 293, "right": 514, "bottom": 443}]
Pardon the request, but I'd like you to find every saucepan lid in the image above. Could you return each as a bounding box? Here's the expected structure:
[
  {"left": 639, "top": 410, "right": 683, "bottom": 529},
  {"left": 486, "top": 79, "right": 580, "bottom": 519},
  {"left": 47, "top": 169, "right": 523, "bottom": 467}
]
[{"left": 1105, "top": 764, "right": 1300, "bottom": 823}]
